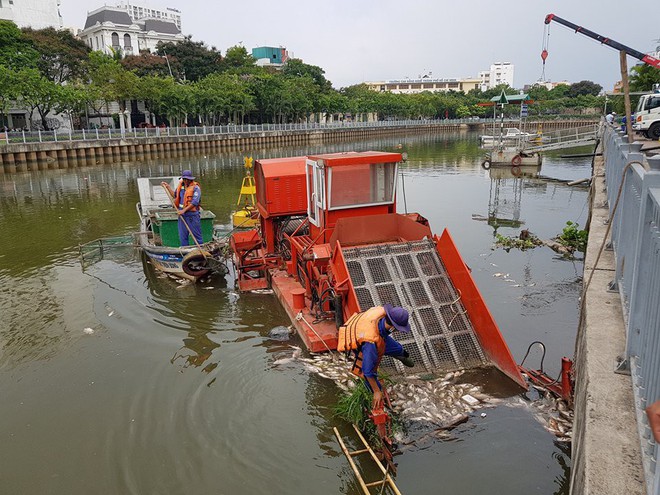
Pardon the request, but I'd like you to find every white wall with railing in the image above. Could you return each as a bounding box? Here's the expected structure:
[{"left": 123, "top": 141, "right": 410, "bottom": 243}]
[
  {"left": 0, "top": 118, "right": 506, "bottom": 145},
  {"left": 603, "top": 125, "right": 660, "bottom": 495}
]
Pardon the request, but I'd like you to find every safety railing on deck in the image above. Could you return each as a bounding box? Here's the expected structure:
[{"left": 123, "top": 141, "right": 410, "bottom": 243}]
[{"left": 603, "top": 125, "right": 660, "bottom": 495}]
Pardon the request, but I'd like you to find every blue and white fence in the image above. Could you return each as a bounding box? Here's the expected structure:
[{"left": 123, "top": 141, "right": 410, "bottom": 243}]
[
  {"left": 0, "top": 118, "right": 495, "bottom": 145},
  {"left": 604, "top": 125, "right": 660, "bottom": 495}
]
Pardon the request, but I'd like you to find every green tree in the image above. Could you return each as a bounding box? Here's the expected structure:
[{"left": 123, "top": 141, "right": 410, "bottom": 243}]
[
  {"left": 121, "top": 52, "right": 180, "bottom": 78},
  {"left": 282, "top": 58, "right": 333, "bottom": 92},
  {"left": 88, "top": 52, "right": 139, "bottom": 125},
  {"left": 0, "top": 20, "right": 38, "bottom": 69},
  {"left": 15, "top": 68, "right": 62, "bottom": 129},
  {"left": 629, "top": 63, "right": 660, "bottom": 92},
  {"left": 220, "top": 45, "right": 257, "bottom": 73},
  {"left": 568, "top": 80, "right": 602, "bottom": 97},
  {"left": 22, "top": 27, "right": 91, "bottom": 84},
  {"left": 136, "top": 75, "right": 173, "bottom": 124},
  {"left": 156, "top": 37, "right": 221, "bottom": 82}
]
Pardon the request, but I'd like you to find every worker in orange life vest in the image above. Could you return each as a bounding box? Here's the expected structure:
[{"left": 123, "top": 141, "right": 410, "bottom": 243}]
[
  {"left": 338, "top": 304, "right": 414, "bottom": 409},
  {"left": 161, "top": 170, "right": 203, "bottom": 246}
]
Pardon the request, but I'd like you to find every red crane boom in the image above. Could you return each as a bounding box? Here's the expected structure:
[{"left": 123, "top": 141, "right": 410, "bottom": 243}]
[{"left": 545, "top": 13, "right": 660, "bottom": 69}]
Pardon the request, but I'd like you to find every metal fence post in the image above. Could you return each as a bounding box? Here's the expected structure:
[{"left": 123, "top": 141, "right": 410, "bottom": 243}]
[
  {"left": 22, "top": 130, "right": 25, "bottom": 143},
  {"left": 69, "top": 129, "right": 72, "bottom": 141},
  {"left": 54, "top": 130, "right": 57, "bottom": 142},
  {"left": 82, "top": 128, "right": 85, "bottom": 141},
  {"left": 38, "top": 129, "right": 42, "bottom": 143},
  {"left": 96, "top": 128, "right": 99, "bottom": 140}
]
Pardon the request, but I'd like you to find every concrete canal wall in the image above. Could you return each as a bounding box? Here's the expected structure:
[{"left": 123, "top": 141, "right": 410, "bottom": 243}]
[
  {"left": 0, "top": 120, "right": 597, "bottom": 173},
  {"left": 571, "top": 129, "right": 660, "bottom": 494},
  {"left": 570, "top": 151, "right": 645, "bottom": 495}
]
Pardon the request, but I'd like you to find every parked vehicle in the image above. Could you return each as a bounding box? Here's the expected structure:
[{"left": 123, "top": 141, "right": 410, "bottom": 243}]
[{"left": 632, "top": 89, "right": 660, "bottom": 140}]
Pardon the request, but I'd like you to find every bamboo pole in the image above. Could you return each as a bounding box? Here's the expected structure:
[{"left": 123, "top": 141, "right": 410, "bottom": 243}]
[
  {"left": 620, "top": 50, "right": 634, "bottom": 144},
  {"left": 351, "top": 425, "right": 402, "bottom": 495},
  {"left": 333, "top": 427, "right": 371, "bottom": 495}
]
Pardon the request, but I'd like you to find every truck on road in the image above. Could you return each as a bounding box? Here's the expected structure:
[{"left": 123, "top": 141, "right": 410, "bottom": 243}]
[{"left": 632, "top": 86, "right": 660, "bottom": 140}]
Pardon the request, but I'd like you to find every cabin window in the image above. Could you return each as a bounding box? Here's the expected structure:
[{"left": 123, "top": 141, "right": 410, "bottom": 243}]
[
  {"left": 328, "top": 162, "right": 397, "bottom": 210},
  {"left": 647, "top": 97, "right": 660, "bottom": 111},
  {"left": 306, "top": 159, "right": 325, "bottom": 226}
]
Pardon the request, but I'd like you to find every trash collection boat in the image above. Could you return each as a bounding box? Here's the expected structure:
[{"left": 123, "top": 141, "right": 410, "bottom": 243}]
[
  {"left": 136, "top": 176, "right": 228, "bottom": 280},
  {"left": 229, "top": 151, "right": 527, "bottom": 389}
]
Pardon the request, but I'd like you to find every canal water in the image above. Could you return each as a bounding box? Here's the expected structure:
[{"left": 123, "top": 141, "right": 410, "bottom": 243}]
[{"left": 0, "top": 132, "right": 592, "bottom": 494}]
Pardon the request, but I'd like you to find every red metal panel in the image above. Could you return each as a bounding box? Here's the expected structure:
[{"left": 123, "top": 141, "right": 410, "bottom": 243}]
[
  {"left": 309, "top": 151, "right": 402, "bottom": 167},
  {"left": 328, "top": 213, "right": 432, "bottom": 248},
  {"left": 435, "top": 229, "right": 527, "bottom": 389},
  {"left": 255, "top": 157, "right": 308, "bottom": 217}
]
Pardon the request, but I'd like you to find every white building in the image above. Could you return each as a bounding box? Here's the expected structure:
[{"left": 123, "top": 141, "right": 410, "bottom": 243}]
[
  {"left": 479, "top": 62, "right": 515, "bottom": 91},
  {"left": 79, "top": 6, "right": 183, "bottom": 57},
  {"left": 365, "top": 75, "right": 481, "bottom": 95},
  {"left": 0, "top": 0, "right": 62, "bottom": 29},
  {"left": 115, "top": 1, "right": 181, "bottom": 30}
]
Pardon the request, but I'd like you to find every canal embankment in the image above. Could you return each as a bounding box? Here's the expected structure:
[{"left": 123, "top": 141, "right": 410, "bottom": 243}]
[
  {"left": 571, "top": 129, "right": 660, "bottom": 494},
  {"left": 0, "top": 119, "right": 597, "bottom": 173}
]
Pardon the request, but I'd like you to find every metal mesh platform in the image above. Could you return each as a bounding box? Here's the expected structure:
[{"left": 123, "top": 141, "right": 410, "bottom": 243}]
[{"left": 342, "top": 239, "right": 487, "bottom": 375}]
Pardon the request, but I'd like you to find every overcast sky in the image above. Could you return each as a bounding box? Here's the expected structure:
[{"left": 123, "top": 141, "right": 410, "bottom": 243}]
[{"left": 60, "top": 0, "right": 659, "bottom": 91}]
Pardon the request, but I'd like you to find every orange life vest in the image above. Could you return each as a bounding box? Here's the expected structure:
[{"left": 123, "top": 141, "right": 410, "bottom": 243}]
[
  {"left": 338, "top": 306, "right": 387, "bottom": 378},
  {"left": 174, "top": 180, "right": 201, "bottom": 212}
]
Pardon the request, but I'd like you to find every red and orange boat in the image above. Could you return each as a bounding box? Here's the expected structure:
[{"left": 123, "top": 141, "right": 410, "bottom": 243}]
[{"left": 230, "top": 151, "right": 529, "bottom": 389}]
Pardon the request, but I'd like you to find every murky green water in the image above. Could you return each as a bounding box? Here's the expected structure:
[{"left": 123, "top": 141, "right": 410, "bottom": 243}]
[{"left": 0, "top": 132, "right": 592, "bottom": 494}]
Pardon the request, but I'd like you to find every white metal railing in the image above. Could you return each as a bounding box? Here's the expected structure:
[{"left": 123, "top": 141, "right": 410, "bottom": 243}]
[
  {"left": 603, "top": 125, "right": 660, "bottom": 495},
  {"left": 0, "top": 118, "right": 525, "bottom": 145},
  {"left": 523, "top": 123, "right": 600, "bottom": 152}
]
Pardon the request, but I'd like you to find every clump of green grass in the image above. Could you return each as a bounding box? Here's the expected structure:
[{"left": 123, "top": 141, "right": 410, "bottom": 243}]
[{"left": 333, "top": 376, "right": 401, "bottom": 449}]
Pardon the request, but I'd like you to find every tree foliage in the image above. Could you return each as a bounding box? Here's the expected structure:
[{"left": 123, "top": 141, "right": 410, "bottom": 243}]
[
  {"left": 0, "top": 23, "right": 610, "bottom": 129},
  {"left": 567, "top": 80, "right": 602, "bottom": 97},
  {"left": 21, "top": 26, "right": 91, "bottom": 84},
  {"left": 220, "top": 45, "right": 257, "bottom": 73},
  {"left": 156, "top": 37, "right": 221, "bottom": 81},
  {"left": 629, "top": 63, "right": 660, "bottom": 92},
  {"left": 0, "top": 20, "right": 38, "bottom": 69},
  {"left": 121, "top": 52, "right": 179, "bottom": 78}
]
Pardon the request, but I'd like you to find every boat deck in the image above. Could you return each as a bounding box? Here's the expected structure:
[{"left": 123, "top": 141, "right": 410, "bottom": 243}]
[{"left": 270, "top": 269, "right": 338, "bottom": 353}]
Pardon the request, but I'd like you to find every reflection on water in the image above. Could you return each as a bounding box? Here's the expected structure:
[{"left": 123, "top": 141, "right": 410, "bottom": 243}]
[{"left": 0, "top": 132, "right": 590, "bottom": 494}]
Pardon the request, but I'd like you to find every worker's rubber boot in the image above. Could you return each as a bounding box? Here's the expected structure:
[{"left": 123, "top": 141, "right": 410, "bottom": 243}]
[{"left": 394, "top": 355, "right": 415, "bottom": 367}]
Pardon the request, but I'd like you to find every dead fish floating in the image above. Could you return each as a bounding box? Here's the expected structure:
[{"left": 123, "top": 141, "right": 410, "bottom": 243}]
[{"left": 272, "top": 345, "right": 302, "bottom": 366}]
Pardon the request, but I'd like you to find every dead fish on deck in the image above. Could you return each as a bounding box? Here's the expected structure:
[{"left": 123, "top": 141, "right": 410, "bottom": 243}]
[
  {"left": 272, "top": 346, "right": 302, "bottom": 366},
  {"left": 251, "top": 288, "right": 273, "bottom": 295}
]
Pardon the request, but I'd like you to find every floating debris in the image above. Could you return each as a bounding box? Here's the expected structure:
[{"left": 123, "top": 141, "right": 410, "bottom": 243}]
[
  {"left": 83, "top": 327, "right": 94, "bottom": 335},
  {"left": 268, "top": 325, "right": 293, "bottom": 341},
  {"left": 298, "top": 352, "right": 497, "bottom": 431},
  {"left": 272, "top": 345, "right": 302, "bottom": 366}
]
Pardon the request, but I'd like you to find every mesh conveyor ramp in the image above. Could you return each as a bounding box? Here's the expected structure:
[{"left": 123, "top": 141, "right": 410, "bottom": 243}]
[{"left": 342, "top": 239, "right": 487, "bottom": 375}]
